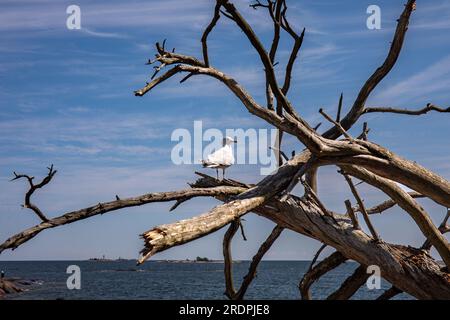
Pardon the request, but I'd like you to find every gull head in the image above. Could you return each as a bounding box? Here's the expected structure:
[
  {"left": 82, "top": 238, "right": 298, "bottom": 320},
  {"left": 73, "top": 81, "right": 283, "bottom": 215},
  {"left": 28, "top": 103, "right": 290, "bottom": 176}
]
[{"left": 223, "top": 136, "right": 237, "bottom": 146}]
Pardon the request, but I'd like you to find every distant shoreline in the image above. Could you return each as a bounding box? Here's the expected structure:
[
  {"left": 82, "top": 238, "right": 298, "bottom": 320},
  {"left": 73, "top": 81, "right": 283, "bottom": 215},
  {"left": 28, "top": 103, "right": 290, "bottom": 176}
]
[{"left": 0, "top": 259, "right": 328, "bottom": 262}]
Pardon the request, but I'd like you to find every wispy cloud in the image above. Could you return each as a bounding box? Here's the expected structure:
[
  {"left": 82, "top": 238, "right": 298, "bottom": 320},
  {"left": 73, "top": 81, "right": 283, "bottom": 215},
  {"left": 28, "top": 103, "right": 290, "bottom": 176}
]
[
  {"left": 0, "top": 0, "right": 212, "bottom": 33},
  {"left": 0, "top": 113, "right": 172, "bottom": 164},
  {"left": 81, "top": 28, "right": 128, "bottom": 39},
  {"left": 411, "top": 1, "right": 450, "bottom": 31},
  {"left": 372, "top": 54, "right": 450, "bottom": 105}
]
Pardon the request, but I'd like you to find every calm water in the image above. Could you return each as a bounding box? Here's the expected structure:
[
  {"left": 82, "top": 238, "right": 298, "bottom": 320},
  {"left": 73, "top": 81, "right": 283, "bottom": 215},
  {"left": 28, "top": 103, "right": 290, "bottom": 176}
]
[{"left": 0, "top": 260, "right": 411, "bottom": 300}]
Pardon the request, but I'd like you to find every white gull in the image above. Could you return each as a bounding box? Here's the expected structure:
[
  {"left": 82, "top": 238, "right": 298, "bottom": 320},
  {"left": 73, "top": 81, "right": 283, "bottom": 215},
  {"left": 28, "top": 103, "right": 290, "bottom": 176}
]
[{"left": 201, "top": 136, "right": 236, "bottom": 180}]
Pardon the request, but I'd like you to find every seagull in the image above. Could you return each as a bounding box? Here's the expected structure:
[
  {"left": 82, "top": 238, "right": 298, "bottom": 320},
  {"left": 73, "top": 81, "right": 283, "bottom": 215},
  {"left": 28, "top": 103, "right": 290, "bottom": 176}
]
[{"left": 201, "top": 136, "right": 236, "bottom": 180}]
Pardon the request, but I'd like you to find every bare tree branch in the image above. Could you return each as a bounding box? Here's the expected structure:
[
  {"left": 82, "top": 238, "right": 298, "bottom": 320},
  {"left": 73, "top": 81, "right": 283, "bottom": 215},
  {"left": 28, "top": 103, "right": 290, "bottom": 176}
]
[
  {"left": 267, "top": 0, "right": 282, "bottom": 110},
  {"left": 345, "top": 199, "right": 360, "bottom": 229},
  {"left": 0, "top": 186, "right": 246, "bottom": 254},
  {"left": 421, "top": 208, "right": 450, "bottom": 251},
  {"left": 269, "top": 146, "right": 289, "bottom": 163},
  {"left": 341, "top": 165, "right": 450, "bottom": 268},
  {"left": 341, "top": 172, "right": 380, "bottom": 241},
  {"left": 11, "top": 165, "right": 57, "bottom": 222},
  {"left": 238, "top": 219, "right": 248, "bottom": 241},
  {"left": 135, "top": 62, "right": 329, "bottom": 154},
  {"left": 364, "top": 103, "right": 450, "bottom": 116},
  {"left": 223, "top": 219, "right": 240, "bottom": 298},
  {"left": 325, "top": 141, "right": 450, "bottom": 209},
  {"left": 327, "top": 265, "right": 369, "bottom": 300},
  {"left": 322, "top": 0, "right": 416, "bottom": 139},
  {"left": 281, "top": 26, "right": 305, "bottom": 95},
  {"left": 135, "top": 65, "right": 185, "bottom": 96},
  {"left": 249, "top": 0, "right": 271, "bottom": 10},
  {"left": 376, "top": 286, "right": 402, "bottom": 300},
  {"left": 280, "top": 155, "right": 316, "bottom": 201},
  {"left": 356, "top": 191, "right": 424, "bottom": 215},
  {"left": 201, "top": 1, "right": 223, "bottom": 67},
  {"left": 356, "top": 122, "right": 370, "bottom": 140},
  {"left": 222, "top": 0, "right": 303, "bottom": 121},
  {"left": 336, "top": 92, "right": 343, "bottom": 123},
  {"left": 319, "top": 108, "right": 354, "bottom": 142},
  {"left": 139, "top": 196, "right": 266, "bottom": 264},
  {"left": 234, "top": 225, "right": 284, "bottom": 300},
  {"left": 299, "top": 251, "right": 347, "bottom": 300},
  {"left": 307, "top": 243, "right": 327, "bottom": 272}
]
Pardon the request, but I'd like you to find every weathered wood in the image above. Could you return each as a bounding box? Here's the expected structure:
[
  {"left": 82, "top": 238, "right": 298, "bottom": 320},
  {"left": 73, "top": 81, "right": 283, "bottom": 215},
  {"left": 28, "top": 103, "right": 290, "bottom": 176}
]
[
  {"left": 139, "top": 196, "right": 266, "bottom": 264},
  {"left": 421, "top": 209, "right": 450, "bottom": 251},
  {"left": 234, "top": 225, "right": 284, "bottom": 300},
  {"left": 0, "top": 186, "right": 246, "bottom": 253},
  {"left": 376, "top": 286, "right": 402, "bottom": 300},
  {"left": 333, "top": 148, "right": 450, "bottom": 209},
  {"left": 11, "top": 165, "right": 57, "bottom": 222},
  {"left": 341, "top": 165, "right": 450, "bottom": 269},
  {"left": 357, "top": 191, "right": 424, "bottom": 215},
  {"left": 364, "top": 103, "right": 450, "bottom": 116},
  {"left": 223, "top": 222, "right": 284, "bottom": 300},
  {"left": 189, "top": 174, "right": 450, "bottom": 299},
  {"left": 263, "top": 196, "right": 450, "bottom": 299},
  {"left": 326, "top": 265, "right": 369, "bottom": 300},
  {"left": 299, "top": 251, "right": 347, "bottom": 300},
  {"left": 345, "top": 199, "right": 360, "bottom": 229},
  {"left": 342, "top": 173, "right": 380, "bottom": 240},
  {"left": 223, "top": 219, "right": 240, "bottom": 299}
]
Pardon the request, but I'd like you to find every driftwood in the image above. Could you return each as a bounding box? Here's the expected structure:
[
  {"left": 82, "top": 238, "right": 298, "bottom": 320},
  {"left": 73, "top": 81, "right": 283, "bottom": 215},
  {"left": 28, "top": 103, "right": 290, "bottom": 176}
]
[
  {"left": 0, "top": 279, "right": 23, "bottom": 298},
  {"left": 1, "top": 0, "right": 450, "bottom": 300}
]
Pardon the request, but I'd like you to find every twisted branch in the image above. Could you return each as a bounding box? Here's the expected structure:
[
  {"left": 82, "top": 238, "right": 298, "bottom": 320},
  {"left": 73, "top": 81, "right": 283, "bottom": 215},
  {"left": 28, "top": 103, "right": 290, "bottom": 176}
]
[{"left": 11, "top": 165, "right": 57, "bottom": 222}]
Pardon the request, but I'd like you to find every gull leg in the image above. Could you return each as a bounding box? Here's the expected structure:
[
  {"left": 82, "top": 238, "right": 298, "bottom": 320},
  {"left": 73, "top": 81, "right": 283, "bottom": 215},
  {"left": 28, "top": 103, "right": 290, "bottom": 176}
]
[
  {"left": 216, "top": 169, "right": 219, "bottom": 180},
  {"left": 222, "top": 168, "right": 225, "bottom": 180}
]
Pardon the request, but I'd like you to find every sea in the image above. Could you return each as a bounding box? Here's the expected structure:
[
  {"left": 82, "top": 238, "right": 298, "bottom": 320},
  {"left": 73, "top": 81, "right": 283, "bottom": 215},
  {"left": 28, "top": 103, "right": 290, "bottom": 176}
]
[{"left": 0, "top": 260, "right": 412, "bottom": 300}]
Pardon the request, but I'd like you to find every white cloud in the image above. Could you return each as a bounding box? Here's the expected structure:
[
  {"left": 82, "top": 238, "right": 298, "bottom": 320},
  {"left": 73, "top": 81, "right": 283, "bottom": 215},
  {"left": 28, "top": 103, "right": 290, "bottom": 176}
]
[
  {"left": 0, "top": 0, "right": 212, "bottom": 32},
  {"left": 411, "top": 1, "right": 450, "bottom": 31},
  {"left": 372, "top": 54, "right": 450, "bottom": 105},
  {"left": 0, "top": 113, "right": 172, "bottom": 163},
  {"left": 81, "top": 28, "right": 128, "bottom": 39}
]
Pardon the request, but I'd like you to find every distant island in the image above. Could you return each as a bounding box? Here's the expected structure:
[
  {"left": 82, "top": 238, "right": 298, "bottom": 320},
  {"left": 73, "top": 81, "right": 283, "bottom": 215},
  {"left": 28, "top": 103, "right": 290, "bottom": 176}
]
[
  {"left": 155, "top": 257, "right": 242, "bottom": 264},
  {"left": 88, "top": 255, "right": 130, "bottom": 262},
  {"left": 86, "top": 255, "right": 242, "bottom": 264},
  {"left": 195, "top": 256, "right": 210, "bottom": 262}
]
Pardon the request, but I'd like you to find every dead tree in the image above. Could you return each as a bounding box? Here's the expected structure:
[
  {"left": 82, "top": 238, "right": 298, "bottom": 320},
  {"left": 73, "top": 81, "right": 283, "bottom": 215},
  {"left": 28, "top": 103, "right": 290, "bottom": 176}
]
[{"left": 1, "top": 0, "right": 450, "bottom": 300}]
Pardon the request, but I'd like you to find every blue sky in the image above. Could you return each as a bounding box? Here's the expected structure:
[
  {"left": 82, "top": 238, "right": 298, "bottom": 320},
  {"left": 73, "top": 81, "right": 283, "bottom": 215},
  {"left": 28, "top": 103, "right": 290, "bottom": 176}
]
[{"left": 0, "top": 0, "right": 449, "bottom": 261}]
